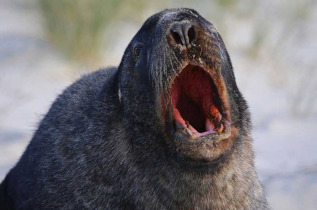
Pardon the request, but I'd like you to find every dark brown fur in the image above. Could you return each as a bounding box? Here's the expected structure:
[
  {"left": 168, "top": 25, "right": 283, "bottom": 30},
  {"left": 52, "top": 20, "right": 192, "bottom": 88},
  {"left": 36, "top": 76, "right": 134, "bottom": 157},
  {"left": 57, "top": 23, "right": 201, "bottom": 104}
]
[{"left": 0, "top": 8, "right": 269, "bottom": 209}]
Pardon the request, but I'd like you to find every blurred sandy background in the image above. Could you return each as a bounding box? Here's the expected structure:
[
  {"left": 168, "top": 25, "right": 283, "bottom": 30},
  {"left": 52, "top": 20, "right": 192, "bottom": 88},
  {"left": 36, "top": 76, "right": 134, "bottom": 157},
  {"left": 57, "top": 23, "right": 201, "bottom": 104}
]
[{"left": 0, "top": 0, "right": 316, "bottom": 209}]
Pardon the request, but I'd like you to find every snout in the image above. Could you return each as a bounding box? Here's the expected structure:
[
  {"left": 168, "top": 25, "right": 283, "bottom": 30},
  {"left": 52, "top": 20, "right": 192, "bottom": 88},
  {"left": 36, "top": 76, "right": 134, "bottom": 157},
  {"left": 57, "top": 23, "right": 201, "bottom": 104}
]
[{"left": 169, "top": 21, "right": 196, "bottom": 48}]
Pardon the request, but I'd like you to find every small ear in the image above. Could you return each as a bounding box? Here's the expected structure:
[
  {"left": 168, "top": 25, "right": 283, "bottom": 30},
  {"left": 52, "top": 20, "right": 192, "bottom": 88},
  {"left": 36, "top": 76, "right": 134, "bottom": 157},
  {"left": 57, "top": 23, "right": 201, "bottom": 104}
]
[{"left": 118, "top": 87, "right": 122, "bottom": 103}]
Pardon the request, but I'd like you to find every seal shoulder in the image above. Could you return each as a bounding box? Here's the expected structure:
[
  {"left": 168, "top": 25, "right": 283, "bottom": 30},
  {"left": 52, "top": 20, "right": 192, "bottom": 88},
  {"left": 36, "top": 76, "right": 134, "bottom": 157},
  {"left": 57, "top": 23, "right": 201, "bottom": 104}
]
[
  {"left": 61, "top": 66, "right": 118, "bottom": 102},
  {"left": 48, "top": 66, "right": 118, "bottom": 120}
]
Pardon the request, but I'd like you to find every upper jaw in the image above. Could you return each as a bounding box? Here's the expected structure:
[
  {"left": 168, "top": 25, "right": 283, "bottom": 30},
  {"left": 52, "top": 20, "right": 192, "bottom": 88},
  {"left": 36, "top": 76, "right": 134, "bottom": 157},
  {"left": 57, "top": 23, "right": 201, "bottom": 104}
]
[{"left": 157, "top": 18, "right": 237, "bottom": 161}]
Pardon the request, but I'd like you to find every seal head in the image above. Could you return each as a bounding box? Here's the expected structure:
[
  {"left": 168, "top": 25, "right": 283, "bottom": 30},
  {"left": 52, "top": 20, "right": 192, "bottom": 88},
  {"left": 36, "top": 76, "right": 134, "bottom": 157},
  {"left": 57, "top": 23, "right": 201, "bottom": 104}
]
[{"left": 118, "top": 8, "right": 246, "bottom": 165}]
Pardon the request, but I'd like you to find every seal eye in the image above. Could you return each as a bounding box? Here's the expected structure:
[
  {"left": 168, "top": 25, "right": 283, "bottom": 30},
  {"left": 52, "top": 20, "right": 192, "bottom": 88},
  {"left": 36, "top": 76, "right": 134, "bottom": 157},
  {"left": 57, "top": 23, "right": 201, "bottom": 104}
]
[{"left": 133, "top": 43, "right": 143, "bottom": 60}]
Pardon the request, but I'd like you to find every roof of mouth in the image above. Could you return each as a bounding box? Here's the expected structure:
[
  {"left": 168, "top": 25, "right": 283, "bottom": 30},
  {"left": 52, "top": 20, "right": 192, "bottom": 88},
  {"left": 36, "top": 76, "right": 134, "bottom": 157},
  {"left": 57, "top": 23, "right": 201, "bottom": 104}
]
[{"left": 171, "top": 64, "right": 223, "bottom": 136}]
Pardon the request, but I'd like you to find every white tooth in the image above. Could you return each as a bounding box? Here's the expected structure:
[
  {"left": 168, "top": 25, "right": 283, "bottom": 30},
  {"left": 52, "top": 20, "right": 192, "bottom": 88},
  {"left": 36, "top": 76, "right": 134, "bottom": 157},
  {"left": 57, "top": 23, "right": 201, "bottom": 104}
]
[
  {"left": 206, "top": 118, "right": 215, "bottom": 131},
  {"left": 217, "top": 112, "right": 222, "bottom": 124},
  {"left": 185, "top": 129, "right": 197, "bottom": 140},
  {"left": 217, "top": 123, "right": 224, "bottom": 133}
]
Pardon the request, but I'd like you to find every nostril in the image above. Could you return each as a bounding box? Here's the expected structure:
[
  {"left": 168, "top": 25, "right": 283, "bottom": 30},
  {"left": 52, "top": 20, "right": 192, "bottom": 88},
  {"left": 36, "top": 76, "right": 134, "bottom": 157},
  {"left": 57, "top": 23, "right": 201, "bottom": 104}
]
[
  {"left": 172, "top": 31, "right": 183, "bottom": 45},
  {"left": 188, "top": 26, "right": 195, "bottom": 44},
  {"left": 170, "top": 22, "right": 195, "bottom": 47}
]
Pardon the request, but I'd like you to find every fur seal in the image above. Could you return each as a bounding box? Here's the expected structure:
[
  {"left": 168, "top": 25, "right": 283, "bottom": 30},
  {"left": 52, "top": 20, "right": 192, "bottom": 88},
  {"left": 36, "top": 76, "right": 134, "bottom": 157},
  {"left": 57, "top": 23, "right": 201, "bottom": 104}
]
[{"left": 0, "top": 8, "right": 269, "bottom": 209}]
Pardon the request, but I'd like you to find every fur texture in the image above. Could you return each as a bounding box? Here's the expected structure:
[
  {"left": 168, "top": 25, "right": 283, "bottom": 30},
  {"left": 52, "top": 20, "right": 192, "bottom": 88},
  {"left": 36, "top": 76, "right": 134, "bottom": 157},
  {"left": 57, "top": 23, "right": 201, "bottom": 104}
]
[{"left": 0, "top": 8, "right": 269, "bottom": 209}]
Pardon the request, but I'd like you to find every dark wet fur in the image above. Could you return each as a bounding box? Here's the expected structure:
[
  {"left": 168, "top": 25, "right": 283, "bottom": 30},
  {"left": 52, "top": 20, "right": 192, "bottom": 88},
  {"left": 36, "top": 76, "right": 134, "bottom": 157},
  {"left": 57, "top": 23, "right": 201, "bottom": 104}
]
[{"left": 0, "top": 8, "right": 269, "bottom": 209}]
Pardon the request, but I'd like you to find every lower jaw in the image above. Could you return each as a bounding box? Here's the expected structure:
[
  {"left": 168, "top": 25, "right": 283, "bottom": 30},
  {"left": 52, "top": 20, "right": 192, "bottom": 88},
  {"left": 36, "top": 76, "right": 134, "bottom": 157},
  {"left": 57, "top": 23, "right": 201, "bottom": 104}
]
[
  {"left": 170, "top": 120, "right": 238, "bottom": 163},
  {"left": 175, "top": 119, "right": 231, "bottom": 140}
]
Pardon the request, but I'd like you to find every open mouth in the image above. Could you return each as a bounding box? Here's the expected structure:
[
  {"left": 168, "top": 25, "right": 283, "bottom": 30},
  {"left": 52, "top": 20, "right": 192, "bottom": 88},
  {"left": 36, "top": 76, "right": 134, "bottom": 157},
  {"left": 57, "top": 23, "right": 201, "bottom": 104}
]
[{"left": 171, "top": 64, "right": 227, "bottom": 140}]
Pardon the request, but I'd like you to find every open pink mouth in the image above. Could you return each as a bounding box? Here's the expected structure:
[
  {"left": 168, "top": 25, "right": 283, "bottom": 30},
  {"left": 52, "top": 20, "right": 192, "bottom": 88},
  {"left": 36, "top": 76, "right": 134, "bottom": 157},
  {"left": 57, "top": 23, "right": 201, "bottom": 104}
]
[{"left": 171, "top": 64, "right": 224, "bottom": 139}]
